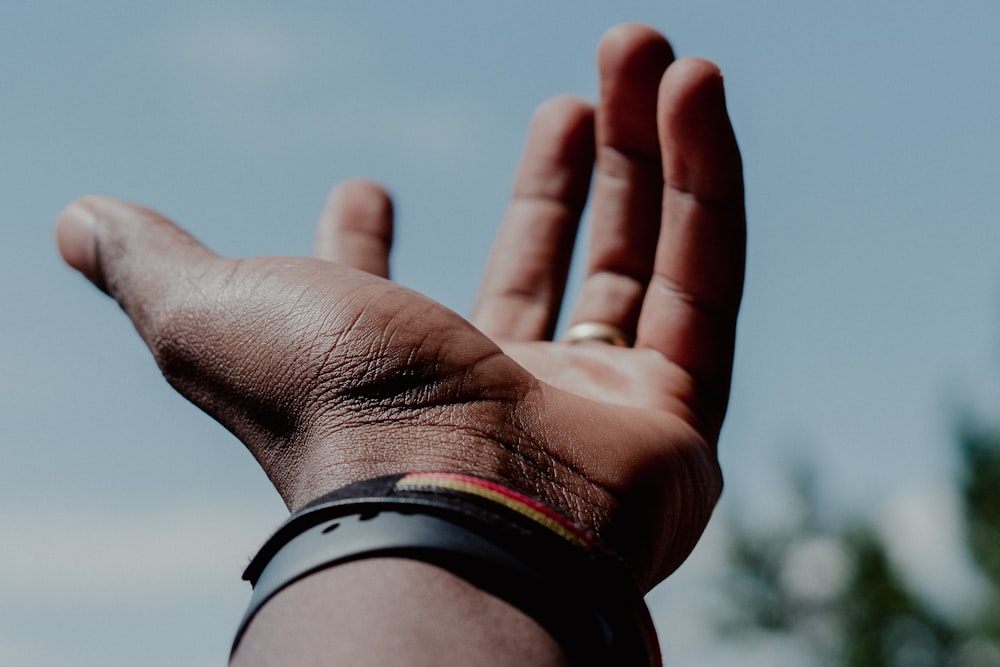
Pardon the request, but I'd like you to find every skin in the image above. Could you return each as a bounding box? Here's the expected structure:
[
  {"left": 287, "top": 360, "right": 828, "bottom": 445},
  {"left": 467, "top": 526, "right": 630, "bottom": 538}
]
[{"left": 56, "top": 24, "right": 744, "bottom": 665}]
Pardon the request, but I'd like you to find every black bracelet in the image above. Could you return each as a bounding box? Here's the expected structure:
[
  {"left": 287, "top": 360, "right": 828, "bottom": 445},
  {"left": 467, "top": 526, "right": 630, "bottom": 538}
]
[{"left": 232, "top": 473, "right": 661, "bottom": 666}]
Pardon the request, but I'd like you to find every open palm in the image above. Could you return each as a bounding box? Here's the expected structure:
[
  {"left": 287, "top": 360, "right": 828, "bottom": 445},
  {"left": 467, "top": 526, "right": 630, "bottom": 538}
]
[{"left": 57, "top": 25, "right": 743, "bottom": 592}]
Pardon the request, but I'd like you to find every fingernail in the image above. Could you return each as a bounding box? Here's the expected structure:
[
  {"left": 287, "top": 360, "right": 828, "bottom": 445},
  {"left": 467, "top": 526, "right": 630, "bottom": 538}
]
[{"left": 56, "top": 200, "right": 99, "bottom": 283}]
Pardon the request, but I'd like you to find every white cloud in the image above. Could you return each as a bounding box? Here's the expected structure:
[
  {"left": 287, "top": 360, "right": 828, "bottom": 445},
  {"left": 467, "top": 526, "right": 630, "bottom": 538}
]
[
  {"left": 0, "top": 500, "right": 285, "bottom": 602},
  {"left": 162, "top": 13, "right": 494, "bottom": 165},
  {"left": 171, "top": 17, "right": 302, "bottom": 95}
]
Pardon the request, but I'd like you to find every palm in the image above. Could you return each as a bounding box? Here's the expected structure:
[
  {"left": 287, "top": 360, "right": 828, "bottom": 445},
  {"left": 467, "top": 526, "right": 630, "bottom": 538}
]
[
  {"left": 506, "top": 341, "right": 694, "bottom": 414},
  {"left": 152, "top": 252, "right": 725, "bottom": 587}
]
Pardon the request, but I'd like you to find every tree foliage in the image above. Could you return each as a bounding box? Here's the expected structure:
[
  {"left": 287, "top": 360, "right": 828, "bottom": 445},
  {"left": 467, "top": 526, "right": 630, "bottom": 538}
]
[{"left": 723, "top": 423, "right": 1000, "bottom": 666}]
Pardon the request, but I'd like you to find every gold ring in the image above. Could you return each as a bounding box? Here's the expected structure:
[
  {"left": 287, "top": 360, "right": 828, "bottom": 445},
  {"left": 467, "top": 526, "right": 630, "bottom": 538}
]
[{"left": 559, "top": 322, "right": 632, "bottom": 347}]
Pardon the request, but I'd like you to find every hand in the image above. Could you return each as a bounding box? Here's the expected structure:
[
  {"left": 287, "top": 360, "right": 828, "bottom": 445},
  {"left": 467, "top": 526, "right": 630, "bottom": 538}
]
[{"left": 56, "top": 24, "right": 744, "bottom": 591}]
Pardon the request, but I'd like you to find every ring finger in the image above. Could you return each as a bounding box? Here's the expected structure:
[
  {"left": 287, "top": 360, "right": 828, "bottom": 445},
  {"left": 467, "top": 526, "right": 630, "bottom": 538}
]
[{"left": 566, "top": 24, "right": 674, "bottom": 340}]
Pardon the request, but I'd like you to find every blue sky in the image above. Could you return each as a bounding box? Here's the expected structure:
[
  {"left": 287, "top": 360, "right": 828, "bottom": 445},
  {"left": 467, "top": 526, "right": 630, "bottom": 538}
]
[{"left": 3, "top": 1, "right": 1000, "bottom": 664}]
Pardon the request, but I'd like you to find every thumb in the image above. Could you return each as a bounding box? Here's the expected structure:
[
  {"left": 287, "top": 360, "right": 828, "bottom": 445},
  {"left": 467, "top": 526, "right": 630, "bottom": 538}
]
[
  {"left": 56, "top": 195, "right": 218, "bottom": 338},
  {"left": 55, "top": 195, "right": 308, "bottom": 462}
]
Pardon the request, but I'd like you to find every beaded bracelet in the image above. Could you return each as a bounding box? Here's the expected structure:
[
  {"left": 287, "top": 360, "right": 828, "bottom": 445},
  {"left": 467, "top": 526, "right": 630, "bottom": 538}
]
[{"left": 233, "top": 472, "right": 661, "bottom": 666}]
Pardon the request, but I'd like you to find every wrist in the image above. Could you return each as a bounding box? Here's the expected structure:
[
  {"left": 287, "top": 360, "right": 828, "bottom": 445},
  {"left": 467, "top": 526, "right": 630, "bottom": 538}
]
[
  {"left": 277, "top": 391, "right": 539, "bottom": 513},
  {"left": 279, "top": 428, "right": 527, "bottom": 512},
  {"left": 236, "top": 472, "right": 661, "bottom": 666}
]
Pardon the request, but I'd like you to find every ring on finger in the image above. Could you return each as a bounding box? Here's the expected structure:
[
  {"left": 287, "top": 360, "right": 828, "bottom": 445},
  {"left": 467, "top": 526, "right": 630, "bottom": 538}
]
[{"left": 559, "top": 322, "right": 632, "bottom": 347}]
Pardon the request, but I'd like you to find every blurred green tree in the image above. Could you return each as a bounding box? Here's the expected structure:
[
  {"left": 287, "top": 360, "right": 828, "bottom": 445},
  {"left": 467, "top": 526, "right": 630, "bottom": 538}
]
[{"left": 722, "top": 422, "right": 1000, "bottom": 666}]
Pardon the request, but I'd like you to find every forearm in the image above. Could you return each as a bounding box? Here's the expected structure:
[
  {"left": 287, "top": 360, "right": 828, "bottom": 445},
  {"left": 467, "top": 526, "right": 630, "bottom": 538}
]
[{"left": 231, "top": 558, "right": 569, "bottom": 666}]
